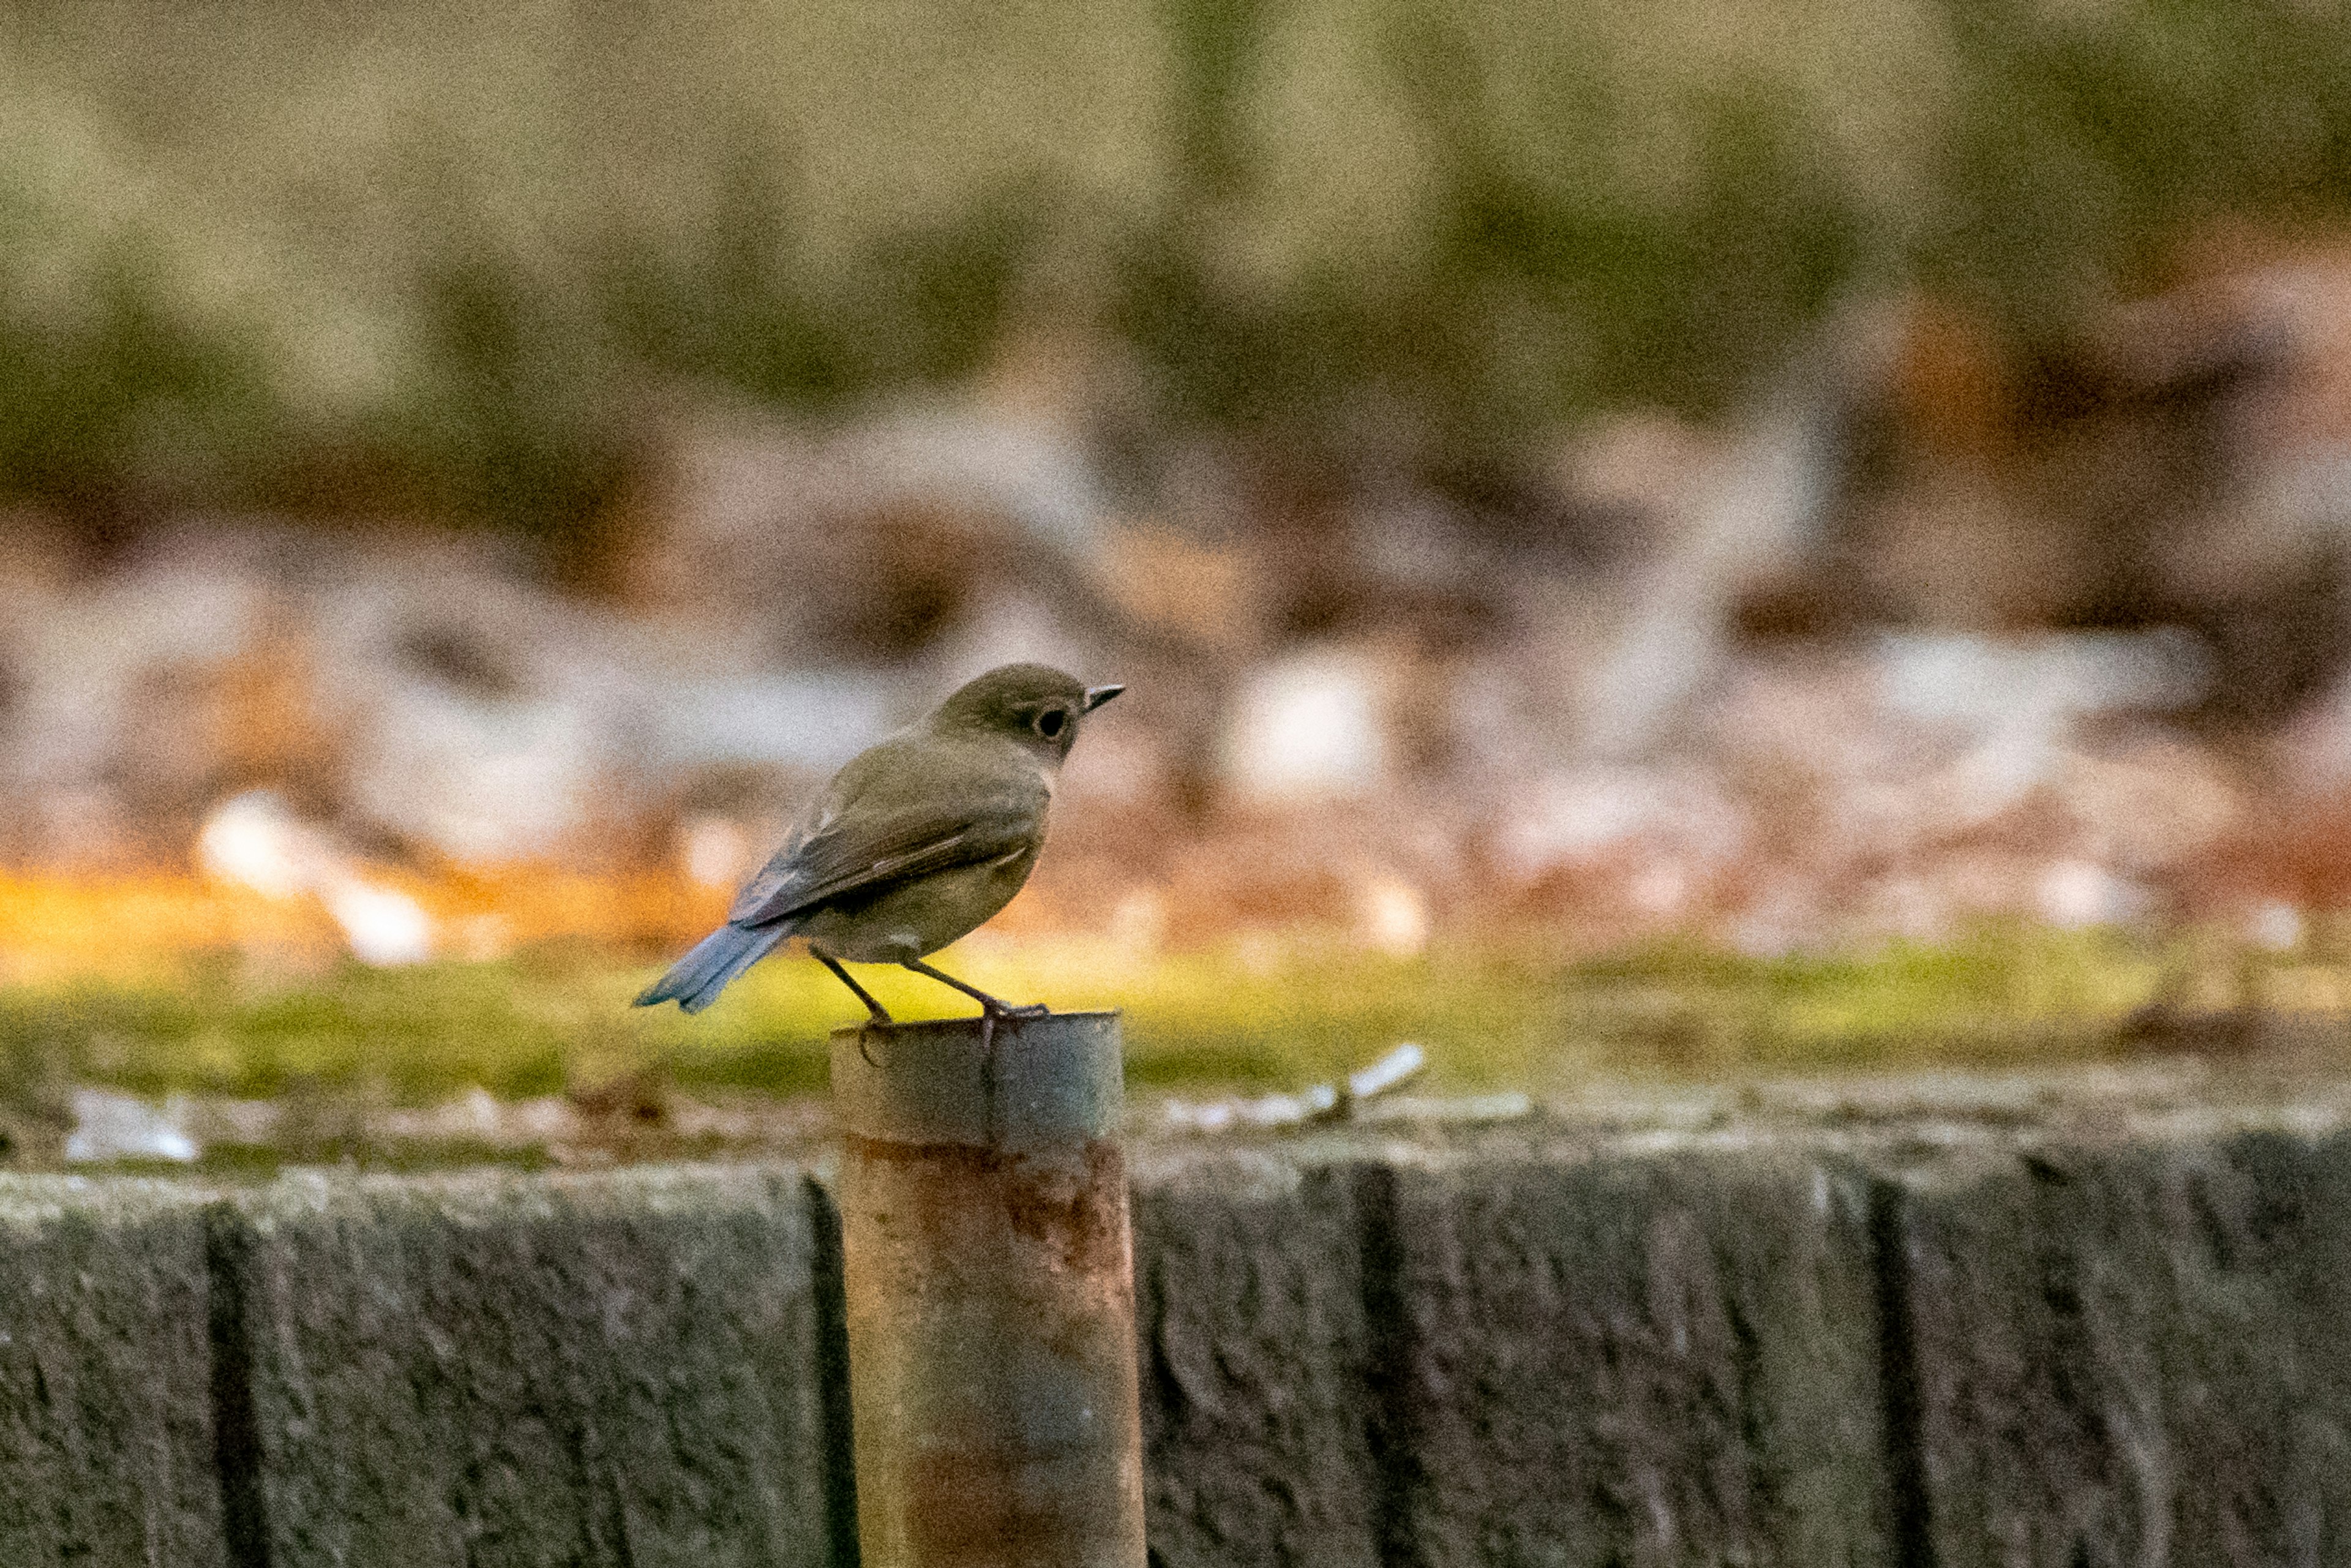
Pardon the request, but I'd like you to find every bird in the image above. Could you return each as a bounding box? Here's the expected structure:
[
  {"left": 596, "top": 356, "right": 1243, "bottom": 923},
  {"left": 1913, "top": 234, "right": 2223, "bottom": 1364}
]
[{"left": 635, "top": 662, "right": 1123, "bottom": 1040}]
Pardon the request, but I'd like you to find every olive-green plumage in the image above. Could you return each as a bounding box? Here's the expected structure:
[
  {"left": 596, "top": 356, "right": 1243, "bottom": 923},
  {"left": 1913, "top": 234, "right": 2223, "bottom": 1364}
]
[{"left": 635, "top": 663, "right": 1122, "bottom": 1024}]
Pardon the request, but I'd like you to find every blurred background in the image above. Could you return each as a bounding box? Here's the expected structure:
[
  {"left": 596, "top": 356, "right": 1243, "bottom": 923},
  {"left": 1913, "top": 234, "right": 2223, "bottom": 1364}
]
[{"left": 10, "top": 0, "right": 2351, "bottom": 1162}]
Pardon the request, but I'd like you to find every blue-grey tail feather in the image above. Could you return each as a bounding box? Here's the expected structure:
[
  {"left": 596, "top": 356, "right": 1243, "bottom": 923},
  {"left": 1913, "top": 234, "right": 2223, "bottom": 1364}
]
[{"left": 635, "top": 923, "right": 786, "bottom": 1013}]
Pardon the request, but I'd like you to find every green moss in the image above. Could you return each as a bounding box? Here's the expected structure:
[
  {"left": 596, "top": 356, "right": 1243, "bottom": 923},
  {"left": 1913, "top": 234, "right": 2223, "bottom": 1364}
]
[{"left": 0, "top": 921, "right": 2218, "bottom": 1119}]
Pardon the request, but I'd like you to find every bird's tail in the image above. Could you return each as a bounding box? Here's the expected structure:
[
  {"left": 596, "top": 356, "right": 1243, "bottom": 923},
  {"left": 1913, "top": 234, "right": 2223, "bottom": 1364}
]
[{"left": 634, "top": 922, "right": 787, "bottom": 1013}]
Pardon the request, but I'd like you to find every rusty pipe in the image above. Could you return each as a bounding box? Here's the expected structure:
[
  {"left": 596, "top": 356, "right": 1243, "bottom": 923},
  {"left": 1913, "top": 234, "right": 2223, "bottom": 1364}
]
[{"left": 830, "top": 1011, "right": 1146, "bottom": 1567}]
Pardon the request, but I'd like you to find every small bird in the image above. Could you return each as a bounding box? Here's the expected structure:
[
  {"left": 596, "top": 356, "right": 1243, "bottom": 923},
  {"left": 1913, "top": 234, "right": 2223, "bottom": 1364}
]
[{"left": 636, "top": 663, "right": 1123, "bottom": 1037}]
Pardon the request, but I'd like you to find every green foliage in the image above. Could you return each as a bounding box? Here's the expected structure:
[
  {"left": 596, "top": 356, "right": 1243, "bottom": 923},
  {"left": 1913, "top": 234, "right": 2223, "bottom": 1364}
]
[
  {"left": 0, "top": 264, "right": 282, "bottom": 508},
  {"left": 1919, "top": 0, "right": 2351, "bottom": 323},
  {"left": 7, "top": 0, "right": 2351, "bottom": 536}
]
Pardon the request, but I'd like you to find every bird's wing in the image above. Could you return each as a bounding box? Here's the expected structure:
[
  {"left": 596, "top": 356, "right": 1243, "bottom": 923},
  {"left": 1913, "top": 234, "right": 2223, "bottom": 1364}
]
[{"left": 726, "top": 782, "right": 1041, "bottom": 928}]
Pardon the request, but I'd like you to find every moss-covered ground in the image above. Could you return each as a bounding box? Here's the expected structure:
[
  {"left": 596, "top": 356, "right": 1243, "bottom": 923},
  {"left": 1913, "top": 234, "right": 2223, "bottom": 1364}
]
[{"left": 0, "top": 921, "right": 2326, "bottom": 1116}]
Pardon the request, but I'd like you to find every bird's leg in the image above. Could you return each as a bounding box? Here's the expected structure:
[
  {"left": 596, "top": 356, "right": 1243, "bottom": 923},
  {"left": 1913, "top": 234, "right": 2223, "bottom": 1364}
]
[
  {"left": 899, "top": 958, "right": 1046, "bottom": 1019},
  {"left": 815, "top": 950, "right": 893, "bottom": 1026},
  {"left": 899, "top": 958, "right": 1048, "bottom": 1052},
  {"left": 816, "top": 950, "right": 896, "bottom": 1068}
]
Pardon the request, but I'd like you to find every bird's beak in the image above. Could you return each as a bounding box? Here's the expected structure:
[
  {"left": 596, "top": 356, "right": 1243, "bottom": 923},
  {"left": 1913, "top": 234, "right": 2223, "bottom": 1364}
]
[{"left": 1082, "top": 684, "right": 1125, "bottom": 713}]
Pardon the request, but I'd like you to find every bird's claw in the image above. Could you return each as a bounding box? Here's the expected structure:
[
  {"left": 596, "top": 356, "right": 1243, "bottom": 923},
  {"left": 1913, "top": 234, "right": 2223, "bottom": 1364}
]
[
  {"left": 977, "top": 1000, "right": 1048, "bottom": 1054},
  {"left": 857, "top": 1007, "right": 894, "bottom": 1068}
]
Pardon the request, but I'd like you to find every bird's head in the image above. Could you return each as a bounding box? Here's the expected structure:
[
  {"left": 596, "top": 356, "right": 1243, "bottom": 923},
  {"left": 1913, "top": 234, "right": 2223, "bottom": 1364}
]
[{"left": 927, "top": 662, "right": 1123, "bottom": 762}]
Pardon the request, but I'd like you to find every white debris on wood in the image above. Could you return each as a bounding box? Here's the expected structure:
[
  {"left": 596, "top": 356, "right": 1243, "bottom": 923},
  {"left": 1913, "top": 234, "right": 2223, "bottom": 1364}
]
[
  {"left": 65, "top": 1089, "right": 198, "bottom": 1164},
  {"left": 1161, "top": 1084, "right": 1338, "bottom": 1133},
  {"left": 1163, "top": 1041, "right": 1480, "bottom": 1133},
  {"left": 1347, "top": 1041, "right": 1427, "bottom": 1100}
]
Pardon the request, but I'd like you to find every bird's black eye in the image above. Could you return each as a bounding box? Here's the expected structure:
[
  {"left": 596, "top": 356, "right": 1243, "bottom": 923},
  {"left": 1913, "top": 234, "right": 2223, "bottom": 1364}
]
[{"left": 1036, "top": 708, "right": 1067, "bottom": 738}]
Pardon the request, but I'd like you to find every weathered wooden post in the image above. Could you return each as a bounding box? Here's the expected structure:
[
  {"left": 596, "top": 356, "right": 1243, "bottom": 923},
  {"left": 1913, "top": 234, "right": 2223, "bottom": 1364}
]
[{"left": 830, "top": 1011, "right": 1147, "bottom": 1567}]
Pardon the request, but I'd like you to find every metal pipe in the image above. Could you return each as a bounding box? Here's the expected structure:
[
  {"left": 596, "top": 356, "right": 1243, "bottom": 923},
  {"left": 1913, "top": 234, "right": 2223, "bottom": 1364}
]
[{"left": 830, "top": 1011, "right": 1146, "bottom": 1567}]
